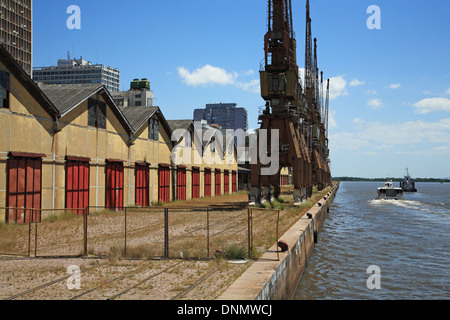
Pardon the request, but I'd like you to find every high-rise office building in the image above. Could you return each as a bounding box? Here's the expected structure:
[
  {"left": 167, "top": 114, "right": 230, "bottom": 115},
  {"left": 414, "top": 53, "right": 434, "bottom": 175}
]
[
  {"left": 33, "top": 55, "right": 120, "bottom": 92},
  {"left": 193, "top": 103, "right": 248, "bottom": 133},
  {"left": 0, "top": 0, "right": 33, "bottom": 75}
]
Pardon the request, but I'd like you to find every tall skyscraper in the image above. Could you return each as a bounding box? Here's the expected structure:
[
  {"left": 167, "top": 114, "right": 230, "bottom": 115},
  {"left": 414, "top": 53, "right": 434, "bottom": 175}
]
[
  {"left": 0, "top": 0, "right": 33, "bottom": 75},
  {"left": 194, "top": 103, "right": 248, "bottom": 133},
  {"left": 33, "top": 54, "right": 120, "bottom": 92}
]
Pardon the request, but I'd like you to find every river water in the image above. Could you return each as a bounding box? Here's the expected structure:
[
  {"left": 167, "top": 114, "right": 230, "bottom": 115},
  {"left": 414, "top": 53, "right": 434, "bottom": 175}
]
[{"left": 294, "top": 181, "right": 450, "bottom": 300}]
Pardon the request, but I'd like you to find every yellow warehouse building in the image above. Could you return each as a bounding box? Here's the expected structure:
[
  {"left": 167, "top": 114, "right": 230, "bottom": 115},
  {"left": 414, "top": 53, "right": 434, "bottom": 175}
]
[{"left": 0, "top": 45, "right": 238, "bottom": 224}]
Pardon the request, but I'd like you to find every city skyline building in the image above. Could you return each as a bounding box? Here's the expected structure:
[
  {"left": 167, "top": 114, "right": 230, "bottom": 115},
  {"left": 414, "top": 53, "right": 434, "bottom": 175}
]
[
  {"left": 0, "top": 0, "right": 33, "bottom": 75},
  {"left": 193, "top": 103, "right": 248, "bottom": 133},
  {"left": 111, "top": 78, "right": 154, "bottom": 107},
  {"left": 32, "top": 54, "right": 120, "bottom": 92}
]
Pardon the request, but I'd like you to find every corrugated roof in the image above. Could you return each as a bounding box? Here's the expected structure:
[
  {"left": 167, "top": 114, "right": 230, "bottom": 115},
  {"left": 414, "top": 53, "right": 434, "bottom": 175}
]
[
  {"left": 38, "top": 83, "right": 102, "bottom": 114},
  {"left": 166, "top": 119, "right": 193, "bottom": 132},
  {"left": 120, "top": 106, "right": 158, "bottom": 132}
]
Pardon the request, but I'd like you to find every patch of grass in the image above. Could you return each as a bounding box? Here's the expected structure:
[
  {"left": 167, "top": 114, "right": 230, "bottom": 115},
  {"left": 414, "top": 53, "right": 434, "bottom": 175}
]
[
  {"left": 214, "top": 244, "right": 248, "bottom": 260},
  {"left": 108, "top": 244, "right": 164, "bottom": 261},
  {"left": 42, "top": 211, "right": 77, "bottom": 224},
  {"left": 152, "top": 201, "right": 165, "bottom": 207},
  {"left": 225, "top": 244, "right": 247, "bottom": 260},
  {"left": 254, "top": 202, "right": 271, "bottom": 209},
  {"left": 255, "top": 198, "right": 285, "bottom": 210}
]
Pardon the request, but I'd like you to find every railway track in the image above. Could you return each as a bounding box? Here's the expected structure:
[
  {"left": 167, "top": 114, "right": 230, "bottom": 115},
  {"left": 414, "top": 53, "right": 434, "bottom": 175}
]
[{"left": 2, "top": 260, "right": 219, "bottom": 301}]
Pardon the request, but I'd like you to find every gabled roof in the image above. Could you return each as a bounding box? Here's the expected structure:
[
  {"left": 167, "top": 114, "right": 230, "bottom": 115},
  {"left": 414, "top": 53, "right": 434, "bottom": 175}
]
[
  {"left": 120, "top": 106, "right": 158, "bottom": 132},
  {"left": 38, "top": 83, "right": 133, "bottom": 133},
  {"left": 166, "top": 119, "right": 193, "bottom": 132},
  {"left": 120, "top": 106, "right": 173, "bottom": 136},
  {"left": 0, "top": 45, "right": 60, "bottom": 118},
  {"left": 37, "top": 83, "right": 102, "bottom": 115}
]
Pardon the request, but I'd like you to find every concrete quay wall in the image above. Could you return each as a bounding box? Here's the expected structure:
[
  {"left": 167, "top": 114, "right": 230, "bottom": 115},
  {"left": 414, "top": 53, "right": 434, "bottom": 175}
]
[{"left": 218, "top": 182, "right": 340, "bottom": 300}]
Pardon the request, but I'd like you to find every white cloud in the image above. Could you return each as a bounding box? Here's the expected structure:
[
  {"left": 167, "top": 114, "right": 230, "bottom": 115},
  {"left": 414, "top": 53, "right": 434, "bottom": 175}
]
[
  {"left": 328, "top": 110, "right": 337, "bottom": 129},
  {"left": 235, "top": 79, "right": 260, "bottom": 93},
  {"left": 349, "top": 78, "right": 365, "bottom": 87},
  {"left": 243, "top": 69, "right": 255, "bottom": 76},
  {"left": 329, "top": 75, "right": 348, "bottom": 100},
  {"left": 330, "top": 118, "right": 450, "bottom": 152},
  {"left": 367, "top": 98, "right": 384, "bottom": 110},
  {"left": 366, "top": 89, "right": 377, "bottom": 95},
  {"left": 432, "top": 146, "right": 450, "bottom": 154},
  {"left": 360, "top": 119, "right": 450, "bottom": 145},
  {"left": 413, "top": 97, "right": 450, "bottom": 114},
  {"left": 177, "top": 64, "right": 260, "bottom": 93},
  {"left": 387, "top": 83, "right": 401, "bottom": 89},
  {"left": 446, "top": 88, "right": 450, "bottom": 95},
  {"left": 329, "top": 132, "right": 371, "bottom": 151},
  {"left": 178, "top": 65, "right": 237, "bottom": 87},
  {"left": 352, "top": 118, "right": 365, "bottom": 126}
]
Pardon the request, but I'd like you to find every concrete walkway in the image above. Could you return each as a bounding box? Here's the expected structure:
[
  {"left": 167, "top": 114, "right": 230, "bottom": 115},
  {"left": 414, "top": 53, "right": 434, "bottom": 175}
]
[{"left": 218, "top": 183, "right": 340, "bottom": 300}]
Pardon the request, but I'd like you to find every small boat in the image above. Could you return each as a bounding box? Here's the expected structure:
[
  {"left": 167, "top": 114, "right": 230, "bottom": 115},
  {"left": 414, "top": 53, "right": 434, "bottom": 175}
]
[
  {"left": 399, "top": 168, "right": 417, "bottom": 192},
  {"left": 377, "top": 180, "right": 404, "bottom": 200}
]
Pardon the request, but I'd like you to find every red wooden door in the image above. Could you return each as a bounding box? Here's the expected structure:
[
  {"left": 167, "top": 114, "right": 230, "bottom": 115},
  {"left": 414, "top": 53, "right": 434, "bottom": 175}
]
[
  {"left": 177, "top": 167, "right": 186, "bottom": 201},
  {"left": 158, "top": 165, "right": 170, "bottom": 203},
  {"left": 215, "top": 170, "right": 221, "bottom": 196},
  {"left": 7, "top": 157, "right": 42, "bottom": 224},
  {"left": 106, "top": 162, "right": 124, "bottom": 210},
  {"left": 204, "top": 169, "right": 211, "bottom": 198},
  {"left": 232, "top": 171, "right": 237, "bottom": 193},
  {"left": 66, "top": 161, "right": 89, "bottom": 214},
  {"left": 192, "top": 168, "right": 200, "bottom": 199},
  {"left": 224, "top": 170, "right": 229, "bottom": 194},
  {"left": 135, "top": 164, "right": 149, "bottom": 207}
]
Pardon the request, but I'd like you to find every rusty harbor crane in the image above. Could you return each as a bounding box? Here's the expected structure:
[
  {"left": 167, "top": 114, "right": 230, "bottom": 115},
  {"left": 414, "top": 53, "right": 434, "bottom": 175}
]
[{"left": 249, "top": 0, "right": 331, "bottom": 205}]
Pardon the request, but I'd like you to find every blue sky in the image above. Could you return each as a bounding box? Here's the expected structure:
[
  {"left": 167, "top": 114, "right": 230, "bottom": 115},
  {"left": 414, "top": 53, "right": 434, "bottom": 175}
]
[{"left": 33, "top": 0, "right": 450, "bottom": 178}]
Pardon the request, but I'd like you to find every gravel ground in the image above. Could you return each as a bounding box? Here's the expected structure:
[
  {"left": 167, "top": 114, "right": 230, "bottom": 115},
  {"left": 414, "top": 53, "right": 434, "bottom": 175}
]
[
  {"left": 0, "top": 192, "right": 252, "bottom": 301},
  {"left": 0, "top": 256, "right": 250, "bottom": 300},
  {"left": 0, "top": 187, "right": 329, "bottom": 300}
]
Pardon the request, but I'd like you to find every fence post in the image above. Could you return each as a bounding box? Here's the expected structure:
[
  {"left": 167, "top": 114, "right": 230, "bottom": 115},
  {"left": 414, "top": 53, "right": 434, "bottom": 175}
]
[
  {"left": 247, "top": 207, "right": 252, "bottom": 259},
  {"left": 28, "top": 212, "right": 31, "bottom": 258},
  {"left": 83, "top": 207, "right": 88, "bottom": 256},
  {"left": 164, "top": 208, "right": 169, "bottom": 259},
  {"left": 277, "top": 210, "right": 280, "bottom": 261},
  {"left": 34, "top": 211, "right": 37, "bottom": 258},
  {"left": 124, "top": 207, "right": 127, "bottom": 258},
  {"left": 206, "top": 208, "right": 210, "bottom": 258}
]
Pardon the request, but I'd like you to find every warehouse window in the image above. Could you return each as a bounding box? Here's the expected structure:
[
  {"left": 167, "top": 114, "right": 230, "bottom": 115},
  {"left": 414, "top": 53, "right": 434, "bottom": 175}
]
[
  {"left": 88, "top": 98, "right": 106, "bottom": 129},
  {"left": 0, "top": 70, "right": 10, "bottom": 108},
  {"left": 149, "top": 117, "right": 159, "bottom": 141}
]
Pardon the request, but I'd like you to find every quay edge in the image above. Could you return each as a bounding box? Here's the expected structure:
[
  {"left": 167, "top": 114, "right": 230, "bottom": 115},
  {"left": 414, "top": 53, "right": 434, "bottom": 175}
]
[{"left": 218, "top": 182, "right": 340, "bottom": 300}]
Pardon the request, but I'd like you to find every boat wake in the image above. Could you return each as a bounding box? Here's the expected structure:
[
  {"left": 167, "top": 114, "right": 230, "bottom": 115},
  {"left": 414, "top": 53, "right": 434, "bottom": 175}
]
[{"left": 368, "top": 199, "right": 450, "bottom": 217}]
